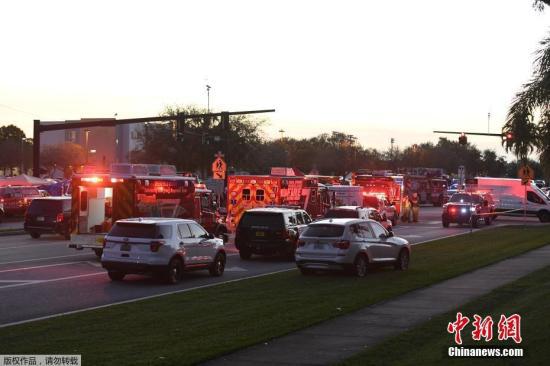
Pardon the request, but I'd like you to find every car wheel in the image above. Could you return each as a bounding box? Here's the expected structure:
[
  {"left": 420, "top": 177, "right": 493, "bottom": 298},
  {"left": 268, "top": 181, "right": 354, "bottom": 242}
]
[
  {"left": 93, "top": 249, "right": 103, "bottom": 258},
  {"left": 484, "top": 216, "right": 491, "bottom": 225},
  {"left": 538, "top": 210, "right": 550, "bottom": 223},
  {"left": 394, "top": 249, "right": 410, "bottom": 271},
  {"left": 239, "top": 248, "right": 252, "bottom": 260},
  {"left": 471, "top": 215, "right": 480, "bottom": 228},
  {"left": 108, "top": 270, "right": 125, "bottom": 281},
  {"left": 352, "top": 254, "right": 368, "bottom": 277},
  {"left": 299, "top": 267, "right": 315, "bottom": 276},
  {"left": 165, "top": 257, "right": 184, "bottom": 284},
  {"left": 30, "top": 232, "right": 41, "bottom": 239},
  {"left": 209, "top": 253, "right": 226, "bottom": 277},
  {"left": 442, "top": 219, "right": 449, "bottom": 228}
]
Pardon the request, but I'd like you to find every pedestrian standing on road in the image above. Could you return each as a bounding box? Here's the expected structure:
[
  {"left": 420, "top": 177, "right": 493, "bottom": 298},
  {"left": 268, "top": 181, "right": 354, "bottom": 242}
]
[
  {"left": 401, "top": 195, "right": 411, "bottom": 223},
  {"left": 411, "top": 192, "right": 420, "bottom": 223}
]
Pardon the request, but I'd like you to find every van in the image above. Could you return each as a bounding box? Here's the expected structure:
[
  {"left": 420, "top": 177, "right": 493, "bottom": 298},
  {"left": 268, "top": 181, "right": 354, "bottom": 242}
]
[{"left": 468, "top": 177, "right": 550, "bottom": 222}]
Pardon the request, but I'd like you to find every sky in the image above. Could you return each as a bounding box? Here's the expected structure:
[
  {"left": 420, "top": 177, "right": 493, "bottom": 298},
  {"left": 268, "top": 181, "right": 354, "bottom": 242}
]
[{"left": 1, "top": 0, "right": 550, "bottom": 160}]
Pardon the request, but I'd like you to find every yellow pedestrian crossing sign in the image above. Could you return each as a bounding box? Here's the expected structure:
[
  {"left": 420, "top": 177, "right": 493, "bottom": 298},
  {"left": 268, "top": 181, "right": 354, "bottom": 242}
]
[{"left": 212, "top": 151, "right": 227, "bottom": 180}]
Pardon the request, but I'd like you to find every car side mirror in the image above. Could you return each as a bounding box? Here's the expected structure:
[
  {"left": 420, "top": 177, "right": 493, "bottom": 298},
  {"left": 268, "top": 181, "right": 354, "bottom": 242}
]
[
  {"left": 388, "top": 230, "right": 394, "bottom": 237},
  {"left": 208, "top": 233, "right": 215, "bottom": 239},
  {"left": 379, "top": 233, "right": 387, "bottom": 240}
]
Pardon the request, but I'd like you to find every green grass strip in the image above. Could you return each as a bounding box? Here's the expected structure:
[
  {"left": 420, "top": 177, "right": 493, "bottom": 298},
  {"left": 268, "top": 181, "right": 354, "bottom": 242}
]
[
  {"left": 340, "top": 263, "right": 550, "bottom": 366},
  {"left": 0, "top": 226, "right": 549, "bottom": 365}
]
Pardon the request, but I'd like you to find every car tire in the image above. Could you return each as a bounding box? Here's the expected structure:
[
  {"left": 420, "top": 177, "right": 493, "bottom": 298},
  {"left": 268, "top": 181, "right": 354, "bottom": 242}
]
[
  {"left": 394, "top": 249, "right": 410, "bottom": 271},
  {"left": 93, "top": 249, "right": 103, "bottom": 258},
  {"left": 352, "top": 254, "right": 368, "bottom": 277},
  {"left": 442, "top": 219, "right": 449, "bottom": 228},
  {"left": 538, "top": 210, "right": 550, "bottom": 223},
  {"left": 299, "top": 267, "right": 314, "bottom": 276},
  {"left": 484, "top": 216, "right": 491, "bottom": 225},
  {"left": 108, "top": 270, "right": 125, "bottom": 281},
  {"left": 30, "top": 232, "right": 41, "bottom": 239},
  {"left": 471, "top": 215, "right": 480, "bottom": 228},
  {"left": 239, "top": 248, "right": 252, "bottom": 260},
  {"left": 165, "top": 257, "right": 184, "bottom": 284},
  {"left": 209, "top": 253, "right": 226, "bottom": 277}
]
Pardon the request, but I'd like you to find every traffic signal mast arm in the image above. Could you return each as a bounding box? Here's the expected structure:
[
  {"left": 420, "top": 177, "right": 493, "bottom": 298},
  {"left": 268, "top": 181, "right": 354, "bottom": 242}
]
[{"left": 433, "top": 130, "right": 513, "bottom": 146}]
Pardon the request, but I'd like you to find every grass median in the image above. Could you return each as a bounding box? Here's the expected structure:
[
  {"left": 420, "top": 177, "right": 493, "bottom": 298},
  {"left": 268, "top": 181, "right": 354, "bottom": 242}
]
[
  {"left": 0, "top": 226, "right": 549, "bottom": 365},
  {"left": 340, "top": 263, "right": 550, "bottom": 366}
]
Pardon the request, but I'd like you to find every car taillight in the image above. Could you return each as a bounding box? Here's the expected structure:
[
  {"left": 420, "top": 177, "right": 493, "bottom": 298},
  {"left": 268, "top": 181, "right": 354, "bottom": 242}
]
[
  {"left": 150, "top": 240, "right": 165, "bottom": 252},
  {"left": 333, "top": 240, "right": 350, "bottom": 250},
  {"left": 56, "top": 213, "right": 64, "bottom": 222},
  {"left": 298, "top": 240, "right": 306, "bottom": 247}
]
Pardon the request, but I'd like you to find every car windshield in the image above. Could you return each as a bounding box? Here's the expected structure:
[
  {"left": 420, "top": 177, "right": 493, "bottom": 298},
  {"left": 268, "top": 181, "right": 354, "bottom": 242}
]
[
  {"left": 109, "top": 223, "right": 171, "bottom": 239},
  {"left": 27, "top": 200, "right": 63, "bottom": 214},
  {"left": 239, "top": 212, "right": 284, "bottom": 228},
  {"left": 324, "top": 209, "right": 359, "bottom": 218},
  {"left": 302, "top": 224, "right": 345, "bottom": 238},
  {"left": 449, "top": 194, "right": 482, "bottom": 204}
]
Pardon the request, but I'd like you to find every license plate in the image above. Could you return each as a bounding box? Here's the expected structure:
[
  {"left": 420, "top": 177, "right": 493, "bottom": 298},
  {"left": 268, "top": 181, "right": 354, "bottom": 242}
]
[
  {"left": 120, "top": 243, "right": 131, "bottom": 252},
  {"left": 255, "top": 231, "right": 265, "bottom": 237},
  {"left": 314, "top": 243, "right": 325, "bottom": 250},
  {"left": 36, "top": 216, "right": 44, "bottom": 222}
]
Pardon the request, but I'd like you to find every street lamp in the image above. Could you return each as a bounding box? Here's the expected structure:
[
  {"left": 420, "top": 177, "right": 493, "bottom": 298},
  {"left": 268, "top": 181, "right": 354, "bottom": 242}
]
[
  {"left": 206, "top": 84, "right": 211, "bottom": 113},
  {"left": 84, "top": 129, "right": 90, "bottom": 164}
]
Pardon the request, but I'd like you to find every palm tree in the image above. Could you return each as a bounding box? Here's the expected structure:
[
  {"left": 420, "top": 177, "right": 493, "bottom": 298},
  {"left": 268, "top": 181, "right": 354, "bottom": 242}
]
[{"left": 503, "top": 1, "right": 550, "bottom": 179}]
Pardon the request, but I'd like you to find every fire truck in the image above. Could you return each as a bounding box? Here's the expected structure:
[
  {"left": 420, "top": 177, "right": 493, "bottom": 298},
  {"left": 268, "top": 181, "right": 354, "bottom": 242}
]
[
  {"left": 403, "top": 175, "right": 448, "bottom": 206},
  {"left": 226, "top": 167, "right": 328, "bottom": 230},
  {"left": 352, "top": 175, "right": 404, "bottom": 216},
  {"left": 68, "top": 164, "right": 227, "bottom": 257}
]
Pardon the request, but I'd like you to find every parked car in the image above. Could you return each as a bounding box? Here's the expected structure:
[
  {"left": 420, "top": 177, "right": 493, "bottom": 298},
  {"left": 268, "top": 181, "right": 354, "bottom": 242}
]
[
  {"left": 362, "top": 194, "right": 398, "bottom": 226},
  {"left": 442, "top": 192, "right": 496, "bottom": 228},
  {"left": 0, "top": 186, "right": 41, "bottom": 216},
  {"left": 295, "top": 218, "right": 411, "bottom": 276},
  {"left": 101, "top": 218, "right": 226, "bottom": 283},
  {"left": 24, "top": 197, "right": 72, "bottom": 239},
  {"left": 323, "top": 206, "right": 393, "bottom": 231},
  {"left": 235, "top": 207, "right": 312, "bottom": 260}
]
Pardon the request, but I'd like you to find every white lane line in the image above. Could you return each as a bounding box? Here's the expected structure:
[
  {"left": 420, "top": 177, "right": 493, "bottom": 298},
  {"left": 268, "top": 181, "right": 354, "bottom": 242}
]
[
  {"left": 0, "top": 261, "right": 87, "bottom": 274},
  {"left": 0, "top": 253, "right": 93, "bottom": 266},
  {"left": 224, "top": 266, "right": 248, "bottom": 272},
  {"left": 401, "top": 235, "right": 423, "bottom": 238},
  {"left": 0, "top": 272, "right": 106, "bottom": 290},
  {"left": 0, "top": 268, "right": 295, "bottom": 329},
  {"left": 0, "top": 280, "right": 43, "bottom": 283},
  {"left": 0, "top": 242, "right": 69, "bottom": 251}
]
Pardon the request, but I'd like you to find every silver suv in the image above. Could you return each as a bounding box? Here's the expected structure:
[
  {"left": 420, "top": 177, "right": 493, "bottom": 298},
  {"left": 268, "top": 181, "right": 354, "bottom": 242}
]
[
  {"left": 295, "top": 218, "right": 410, "bottom": 276},
  {"left": 101, "top": 218, "right": 226, "bottom": 283}
]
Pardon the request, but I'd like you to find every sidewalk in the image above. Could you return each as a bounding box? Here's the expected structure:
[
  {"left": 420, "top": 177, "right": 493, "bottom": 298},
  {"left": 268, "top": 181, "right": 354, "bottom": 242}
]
[{"left": 204, "top": 244, "right": 550, "bottom": 365}]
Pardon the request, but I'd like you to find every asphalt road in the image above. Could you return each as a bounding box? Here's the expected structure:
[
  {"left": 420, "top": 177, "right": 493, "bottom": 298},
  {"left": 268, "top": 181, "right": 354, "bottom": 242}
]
[{"left": 0, "top": 207, "right": 541, "bottom": 327}]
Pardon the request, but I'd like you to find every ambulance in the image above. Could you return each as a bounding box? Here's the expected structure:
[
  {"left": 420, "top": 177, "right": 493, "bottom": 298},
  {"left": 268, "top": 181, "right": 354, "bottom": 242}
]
[
  {"left": 226, "top": 167, "right": 326, "bottom": 230},
  {"left": 68, "top": 164, "right": 207, "bottom": 257}
]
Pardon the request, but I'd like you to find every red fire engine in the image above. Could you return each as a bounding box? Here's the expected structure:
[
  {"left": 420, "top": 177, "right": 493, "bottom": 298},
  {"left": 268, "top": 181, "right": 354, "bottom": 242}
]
[
  {"left": 352, "top": 175, "right": 404, "bottom": 215},
  {"left": 227, "top": 167, "right": 327, "bottom": 229},
  {"left": 68, "top": 164, "right": 227, "bottom": 257}
]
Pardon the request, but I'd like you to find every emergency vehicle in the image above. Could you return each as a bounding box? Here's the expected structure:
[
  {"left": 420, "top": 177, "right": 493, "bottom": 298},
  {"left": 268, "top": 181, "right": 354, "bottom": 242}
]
[
  {"left": 68, "top": 164, "right": 227, "bottom": 257},
  {"left": 352, "top": 175, "right": 403, "bottom": 216},
  {"left": 465, "top": 177, "right": 550, "bottom": 222},
  {"left": 227, "top": 167, "right": 327, "bottom": 230}
]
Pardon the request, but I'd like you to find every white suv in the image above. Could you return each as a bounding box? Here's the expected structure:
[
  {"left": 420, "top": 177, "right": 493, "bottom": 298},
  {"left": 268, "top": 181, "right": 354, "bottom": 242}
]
[{"left": 101, "top": 218, "right": 226, "bottom": 283}]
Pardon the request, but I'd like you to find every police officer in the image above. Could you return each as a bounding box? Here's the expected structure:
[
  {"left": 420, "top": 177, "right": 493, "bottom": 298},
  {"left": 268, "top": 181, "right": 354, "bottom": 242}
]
[{"left": 410, "top": 192, "right": 420, "bottom": 223}]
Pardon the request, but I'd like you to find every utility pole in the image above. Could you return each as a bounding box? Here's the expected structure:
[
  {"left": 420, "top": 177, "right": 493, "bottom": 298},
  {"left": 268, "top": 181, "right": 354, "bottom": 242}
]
[
  {"left": 206, "top": 85, "right": 211, "bottom": 113},
  {"left": 487, "top": 112, "right": 491, "bottom": 133}
]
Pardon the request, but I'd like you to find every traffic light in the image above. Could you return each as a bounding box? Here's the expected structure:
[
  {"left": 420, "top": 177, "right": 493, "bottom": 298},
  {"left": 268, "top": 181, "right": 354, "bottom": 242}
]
[{"left": 458, "top": 132, "right": 467, "bottom": 145}]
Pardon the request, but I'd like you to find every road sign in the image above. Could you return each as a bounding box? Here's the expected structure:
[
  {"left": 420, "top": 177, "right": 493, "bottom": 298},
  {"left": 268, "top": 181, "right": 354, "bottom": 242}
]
[
  {"left": 212, "top": 152, "right": 227, "bottom": 180},
  {"left": 518, "top": 165, "right": 534, "bottom": 185}
]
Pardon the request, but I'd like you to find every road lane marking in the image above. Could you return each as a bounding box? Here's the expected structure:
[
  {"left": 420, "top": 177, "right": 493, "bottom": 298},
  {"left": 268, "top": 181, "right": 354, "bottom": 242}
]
[
  {"left": 0, "top": 253, "right": 94, "bottom": 266},
  {"left": 0, "top": 242, "right": 70, "bottom": 251},
  {"left": 0, "top": 261, "right": 87, "bottom": 274},
  {"left": 0, "top": 272, "right": 106, "bottom": 290},
  {"left": 401, "top": 235, "right": 423, "bottom": 238},
  {"left": 0, "top": 280, "right": 43, "bottom": 283},
  {"left": 224, "top": 266, "right": 248, "bottom": 272},
  {"left": 0, "top": 268, "right": 295, "bottom": 328}
]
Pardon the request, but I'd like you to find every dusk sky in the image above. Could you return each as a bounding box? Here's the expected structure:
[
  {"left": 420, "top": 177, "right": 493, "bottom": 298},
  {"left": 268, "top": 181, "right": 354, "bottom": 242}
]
[{"left": 2, "top": 0, "right": 550, "bottom": 159}]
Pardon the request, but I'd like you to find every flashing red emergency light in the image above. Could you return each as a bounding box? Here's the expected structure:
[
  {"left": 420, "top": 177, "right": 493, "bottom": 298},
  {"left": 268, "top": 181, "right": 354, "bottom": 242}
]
[
  {"left": 81, "top": 177, "right": 103, "bottom": 183},
  {"left": 110, "top": 178, "right": 124, "bottom": 183}
]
